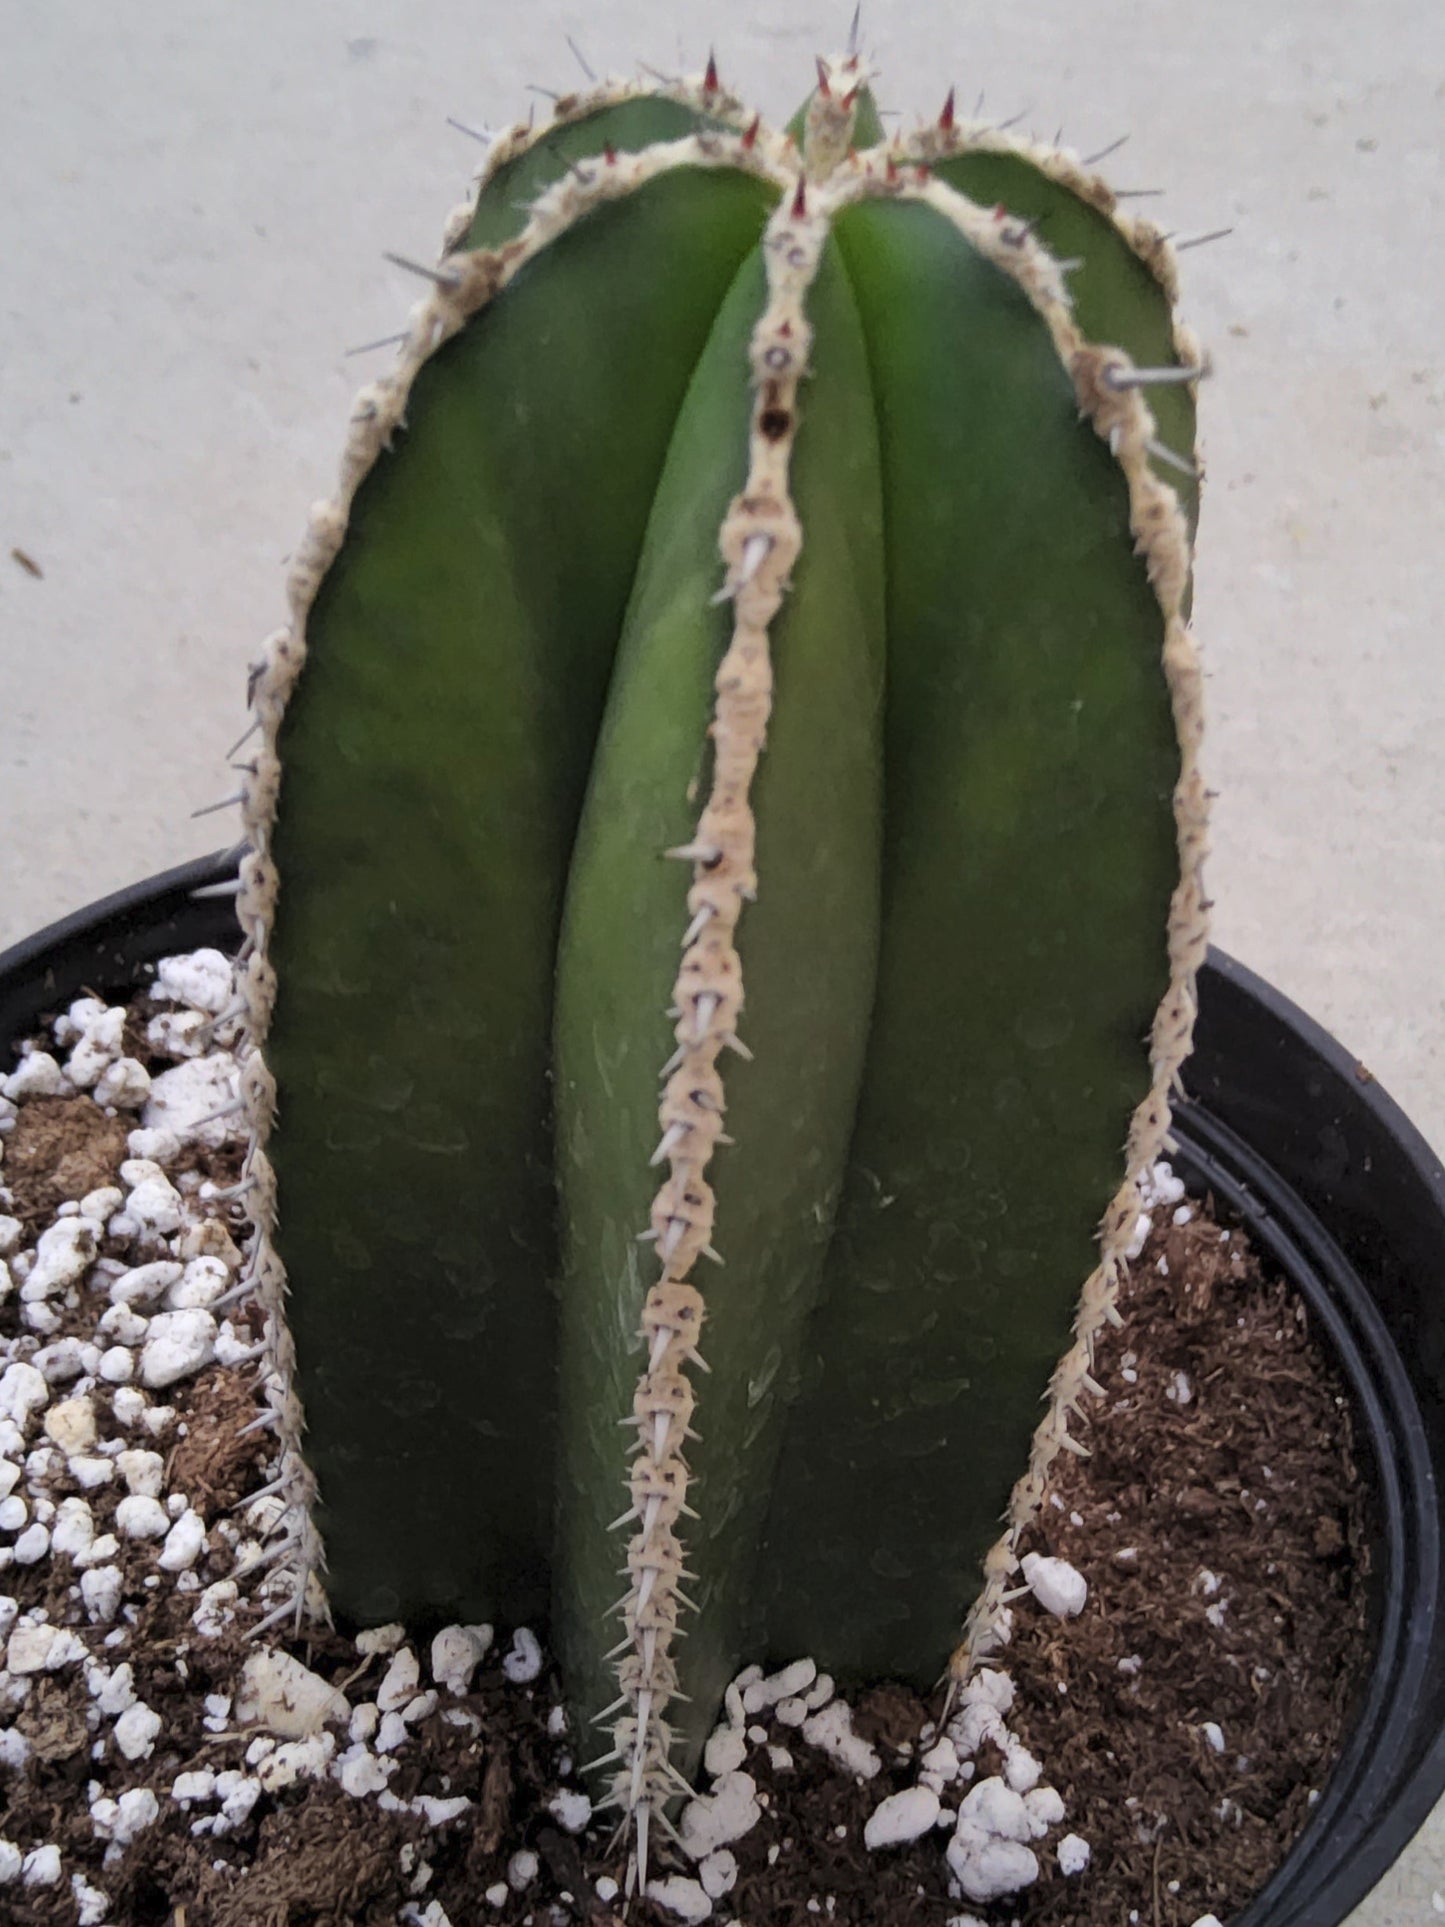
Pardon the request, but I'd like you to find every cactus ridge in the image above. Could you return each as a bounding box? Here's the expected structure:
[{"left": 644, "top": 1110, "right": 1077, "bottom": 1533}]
[
  {"left": 601, "top": 169, "right": 819, "bottom": 1853},
  {"left": 221, "top": 47, "right": 1208, "bottom": 1888},
  {"left": 229, "top": 103, "right": 797, "bottom": 1644}
]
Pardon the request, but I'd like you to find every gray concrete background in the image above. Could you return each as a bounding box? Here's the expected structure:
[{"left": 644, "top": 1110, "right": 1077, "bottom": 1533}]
[{"left": 1, "top": 2, "right": 1441, "bottom": 1917}]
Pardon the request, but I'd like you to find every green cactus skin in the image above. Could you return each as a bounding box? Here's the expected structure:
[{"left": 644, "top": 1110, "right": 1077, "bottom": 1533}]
[{"left": 234, "top": 47, "right": 1207, "bottom": 1871}]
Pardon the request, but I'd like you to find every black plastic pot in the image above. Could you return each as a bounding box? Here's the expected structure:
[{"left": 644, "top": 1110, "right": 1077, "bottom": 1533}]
[{"left": 2, "top": 854, "right": 1443, "bottom": 1927}]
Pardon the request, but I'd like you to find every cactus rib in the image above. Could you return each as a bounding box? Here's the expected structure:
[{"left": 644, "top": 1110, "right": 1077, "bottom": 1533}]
[{"left": 232, "top": 112, "right": 796, "bottom": 1633}]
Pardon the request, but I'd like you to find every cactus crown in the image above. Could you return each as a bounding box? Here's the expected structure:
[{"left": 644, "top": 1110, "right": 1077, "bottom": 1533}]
[{"left": 226, "top": 42, "right": 1207, "bottom": 1890}]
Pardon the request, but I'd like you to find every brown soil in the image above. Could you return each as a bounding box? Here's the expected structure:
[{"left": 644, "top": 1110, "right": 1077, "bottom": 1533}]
[{"left": 4, "top": 1095, "right": 130, "bottom": 1231}]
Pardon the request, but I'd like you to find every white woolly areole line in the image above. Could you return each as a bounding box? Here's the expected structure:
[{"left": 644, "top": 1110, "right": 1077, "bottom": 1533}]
[
  {"left": 828, "top": 165, "right": 1209, "bottom": 1683},
  {"left": 232, "top": 106, "right": 796, "bottom": 1639},
  {"left": 609, "top": 175, "right": 828, "bottom": 1896}
]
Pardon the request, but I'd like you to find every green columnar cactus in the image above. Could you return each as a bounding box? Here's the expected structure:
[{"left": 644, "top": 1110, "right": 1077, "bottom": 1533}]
[{"left": 231, "top": 44, "right": 1208, "bottom": 1880}]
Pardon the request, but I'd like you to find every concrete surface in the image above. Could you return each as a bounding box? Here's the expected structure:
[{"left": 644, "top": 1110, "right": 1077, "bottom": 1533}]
[{"left": 1, "top": 2, "right": 1441, "bottom": 1918}]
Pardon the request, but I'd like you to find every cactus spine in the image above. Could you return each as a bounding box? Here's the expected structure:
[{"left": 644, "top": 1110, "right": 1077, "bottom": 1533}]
[{"left": 229, "top": 44, "right": 1207, "bottom": 1880}]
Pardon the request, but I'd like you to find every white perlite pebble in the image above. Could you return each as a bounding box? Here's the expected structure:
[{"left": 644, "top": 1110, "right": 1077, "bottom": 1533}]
[
  {"left": 116, "top": 1495, "right": 170, "bottom": 1541},
  {"left": 679, "top": 1771, "right": 762, "bottom": 1860},
  {"left": 73, "top": 1871, "right": 110, "bottom": 1925},
  {"left": 801, "top": 1700, "right": 882, "bottom": 1780},
  {"left": 20, "top": 1219, "right": 99, "bottom": 1302},
  {"left": 742, "top": 1656, "right": 816, "bottom": 1714},
  {"left": 354, "top": 1622, "right": 405, "bottom": 1657},
  {"left": 338, "top": 1747, "right": 394, "bottom": 1798},
  {"left": 80, "top": 1567, "right": 125, "bottom": 1625},
  {"left": 485, "top": 1885, "right": 509, "bottom": 1909},
  {"left": 502, "top": 1625, "right": 543, "bottom": 1682},
  {"left": 959, "top": 1777, "right": 1040, "bottom": 1844},
  {"left": 95, "top": 1059, "right": 151, "bottom": 1110},
  {"left": 0, "top": 1729, "right": 31, "bottom": 1770},
  {"left": 1190, "top": 1917, "right": 1225, "bottom": 1927},
  {"left": 1123, "top": 1209, "right": 1154, "bottom": 1260},
  {"left": 140, "top": 1309, "right": 217, "bottom": 1388},
  {"left": 69, "top": 1456, "right": 115, "bottom": 1491},
  {"left": 703, "top": 1723, "right": 748, "bottom": 1777},
  {"left": 1057, "top": 1833, "right": 1091, "bottom": 1875},
  {"left": 13, "top": 1522, "right": 50, "bottom": 1564},
  {"left": 430, "top": 1624, "right": 492, "bottom": 1695},
  {"left": 649, "top": 1875, "right": 713, "bottom": 1922},
  {"left": 167, "top": 1257, "right": 230, "bottom": 1310},
  {"left": 193, "top": 1580, "right": 239, "bottom": 1638},
  {"left": 1202, "top": 1721, "right": 1226, "bottom": 1753},
  {"left": 51, "top": 1497, "right": 96, "bottom": 1560},
  {"left": 159, "top": 1509, "right": 207, "bottom": 1572},
  {"left": 117, "top": 1448, "right": 165, "bottom": 1497},
  {"left": 378, "top": 1647, "right": 421, "bottom": 1713},
  {"left": 947, "top": 1827, "right": 1040, "bottom": 1904},
  {"left": 22, "top": 1843, "right": 63, "bottom": 1887},
  {"left": 0, "top": 1363, "right": 47, "bottom": 1429},
  {"left": 0, "top": 1838, "right": 22, "bottom": 1882},
  {"left": 142, "top": 1055, "right": 240, "bottom": 1149},
  {"left": 2, "top": 1051, "right": 65, "bottom": 1099},
  {"left": 0, "top": 1218, "right": 22, "bottom": 1258},
  {"left": 154, "top": 949, "right": 234, "bottom": 1015},
  {"left": 90, "top": 1785, "right": 160, "bottom": 1846},
  {"left": 8, "top": 1622, "right": 63, "bottom": 1674},
  {"left": 1139, "top": 1161, "right": 1187, "bottom": 1209},
  {"left": 507, "top": 1849, "right": 539, "bottom": 1890},
  {"left": 548, "top": 1789, "right": 592, "bottom": 1832},
  {"left": 125, "top": 1176, "right": 184, "bottom": 1236},
  {"left": 127, "top": 1127, "right": 182, "bottom": 1167},
  {"left": 89, "top": 1661, "right": 137, "bottom": 1716},
  {"left": 0, "top": 1495, "right": 24, "bottom": 1530},
  {"left": 257, "top": 1734, "right": 336, "bottom": 1791},
  {"left": 114, "top": 1702, "right": 163, "bottom": 1760},
  {"left": 109, "top": 1260, "right": 184, "bottom": 1309},
  {"left": 1020, "top": 1552, "right": 1088, "bottom": 1618},
  {"left": 237, "top": 1650, "right": 348, "bottom": 1737},
  {"left": 865, "top": 1785, "right": 941, "bottom": 1849},
  {"left": 44, "top": 1396, "right": 96, "bottom": 1454},
  {"left": 1024, "top": 1786, "right": 1066, "bottom": 1832},
  {"left": 99, "top": 1347, "right": 136, "bottom": 1384},
  {"left": 32, "top": 1337, "right": 91, "bottom": 1383},
  {"left": 698, "top": 1849, "right": 738, "bottom": 1899}
]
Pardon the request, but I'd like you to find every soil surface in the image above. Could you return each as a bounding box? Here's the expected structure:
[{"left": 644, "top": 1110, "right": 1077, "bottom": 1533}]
[{"left": 0, "top": 963, "right": 1371, "bottom": 1927}]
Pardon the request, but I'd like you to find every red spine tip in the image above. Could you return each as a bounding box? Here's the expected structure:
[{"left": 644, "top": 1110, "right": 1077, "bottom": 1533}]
[
  {"left": 992, "top": 202, "right": 1008, "bottom": 221},
  {"left": 742, "top": 113, "right": 760, "bottom": 149},
  {"left": 703, "top": 52, "right": 719, "bottom": 94},
  {"left": 791, "top": 176, "right": 808, "bottom": 218},
  {"left": 603, "top": 142, "right": 617, "bottom": 165},
  {"left": 815, "top": 55, "right": 832, "bottom": 98},
  {"left": 841, "top": 86, "right": 860, "bottom": 109},
  {"left": 885, "top": 153, "right": 899, "bottom": 182},
  {"left": 940, "top": 87, "right": 956, "bottom": 131}
]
